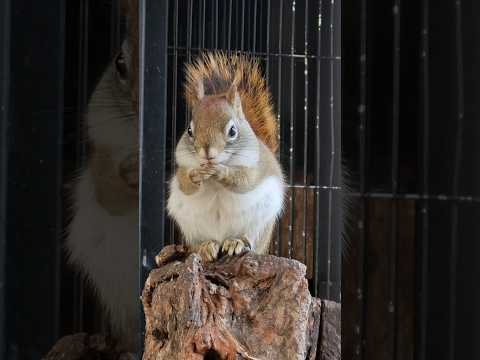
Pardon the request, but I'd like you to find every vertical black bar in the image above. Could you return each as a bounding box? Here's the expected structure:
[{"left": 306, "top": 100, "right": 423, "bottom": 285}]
[
  {"left": 302, "top": 0, "right": 309, "bottom": 267},
  {"left": 73, "top": 0, "right": 89, "bottom": 332},
  {"left": 266, "top": 0, "right": 271, "bottom": 89},
  {"left": 391, "top": 0, "right": 401, "bottom": 358},
  {"left": 450, "top": 0, "right": 464, "bottom": 358},
  {"left": 110, "top": 0, "right": 121, "bottom": 55},
  {"left": 170, "top": 0, "right": 178, "bottom": 245},
  {"left": 276, "top": 0, "right": 284, "bottom": 257},
  {"left": 201, "top": 0, "right": 206, "bottom": 48},
  {"left": 313, "top": 0, "right": 323, "bottom": 297},
  {"left": 253, "top": 0, "right": 258, "bottom": 52},
  {"left": 6, "top": 0, "right": 65, "bottom": 356},
  {"left": 215, "top": 0, "right": 219, "bottom": 49},
  {"left": 325, "top": 0, "right": 334, "bottom": 300},
  {"left": 288, "top": 0, "right": 296, "bottom": 259},
  {"left": 228, "top": 0, "right": 232, "bottom": 50},
  {"left": 187, "top": 0, "right": 193, "bottom": 56},
  {"left": 56, "top": 3, "right": 65, "bottom": 341},
  {"left": 241, "top": 0, "right": 245, "bottom": 50},
  {"left": 357, "top": 0, "right": 367, "bottom": 356},
  {"left": 418, "top": 0, "right": 430, "bottom": 358},
  {"left": 326, "top": 0, "right": 337, "bottom": 301},
  {"left": 78, "top": 0, "right": 89, "bottom": 164},
  {"left": 138, "top": 0, "right": 169, "bottom": 351},
  {"left": 329, "top": 0, "right": 341, "bottom": 304},
  {"left": 222, "top": 0, "right": 227, "bottom": 48},
  {"left": 0, "top": 0, "right": 9, "bottom": 358},
  {"left": 186, "top": 0, "right": 193, "bottom": 126}
]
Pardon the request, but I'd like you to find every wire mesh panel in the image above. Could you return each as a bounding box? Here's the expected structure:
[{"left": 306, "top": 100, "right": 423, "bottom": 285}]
[
  {"left": 343, "top": 0, "right": 480, "bottom": 359},
  {"left": 160, "top": 0, "right": 342, "bottom": 301}
]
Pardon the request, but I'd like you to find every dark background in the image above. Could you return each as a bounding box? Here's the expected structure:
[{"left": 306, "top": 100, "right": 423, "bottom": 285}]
[{"left": 343, "top": 0, "right": 480, "bottom": 359}]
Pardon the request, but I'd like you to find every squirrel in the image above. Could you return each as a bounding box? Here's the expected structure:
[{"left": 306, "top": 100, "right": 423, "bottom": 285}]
[
  {"left": 66, "top": 1, "right": 140, "bottom": 351},
  {"left": 167, "top": 52, "right": 285, "bottom": 261}
]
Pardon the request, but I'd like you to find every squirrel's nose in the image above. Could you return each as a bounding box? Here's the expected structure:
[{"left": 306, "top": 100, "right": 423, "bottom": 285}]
[{"left": 203, "top": 146, "right": 218, "bottom": 161}]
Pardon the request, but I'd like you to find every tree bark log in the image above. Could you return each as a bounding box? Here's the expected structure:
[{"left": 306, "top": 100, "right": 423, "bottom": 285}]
[{"left": 142, "top": 245, "right": 341, "bottom": 360}]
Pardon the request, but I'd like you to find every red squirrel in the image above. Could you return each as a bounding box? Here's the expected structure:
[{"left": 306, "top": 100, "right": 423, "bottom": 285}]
[{"left": 167, "top": 52, "right": 285, "bottom": 261}]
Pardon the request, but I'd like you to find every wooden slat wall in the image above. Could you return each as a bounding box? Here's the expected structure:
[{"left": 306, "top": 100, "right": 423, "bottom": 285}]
[
  {"left": 343, "top": 199, "right": 415, "bottom": 360},
  {"left": 277, "top": 187, "right": 316, "bottom": 279}
]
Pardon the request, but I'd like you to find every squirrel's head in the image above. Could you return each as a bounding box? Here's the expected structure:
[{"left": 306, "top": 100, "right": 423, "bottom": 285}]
[{"left": 176, "top": 82, "right": 259, "bottom": 168}]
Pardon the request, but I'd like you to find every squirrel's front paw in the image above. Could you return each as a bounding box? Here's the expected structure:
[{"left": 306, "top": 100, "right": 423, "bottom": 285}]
[
  {"left": 210, "top": 164, "right": 229, "bottom": 181},
  {"left": 221, "top": 237, "right": 251, "bottom": 256},
  {"left": 189, "top": 167, "right": 215, "bottom": 185},
  {"left": 195, "top": 240, "right": 220, "bottom": 262}
]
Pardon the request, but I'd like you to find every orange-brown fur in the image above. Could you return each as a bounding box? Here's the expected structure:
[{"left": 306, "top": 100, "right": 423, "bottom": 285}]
[{"left": 184, "top": 52, "right": 278, "bottom": 153}]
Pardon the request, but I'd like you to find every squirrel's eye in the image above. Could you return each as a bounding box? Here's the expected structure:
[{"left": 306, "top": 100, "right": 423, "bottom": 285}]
[
  {"left": 187, "top": 126, "right": 193, "bottom": 137},
  {"left": 115, "top": 52, "right": 128, "bottom": 79},
  {"left": 228, "top": 125, "right": 237, "bottom": 139}
]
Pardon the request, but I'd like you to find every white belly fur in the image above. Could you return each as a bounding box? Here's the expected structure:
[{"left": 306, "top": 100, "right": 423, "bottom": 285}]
[
  {"left": 66, "top": 169, "right": 139, "bottom": 348},
  {"left": 167, "top": 176, "right": 284, "bottom": 250}
]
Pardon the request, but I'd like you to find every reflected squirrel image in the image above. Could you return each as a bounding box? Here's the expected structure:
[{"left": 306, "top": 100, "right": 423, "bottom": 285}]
[
  {"left": 66, "top": 9, "right": 284, "bottom": 349},
  {"left": 168, "top": 53, "right": 285, "bottom": 261},
  {"left": 66, "top": 1, "right": 140, "bottom": 351}
]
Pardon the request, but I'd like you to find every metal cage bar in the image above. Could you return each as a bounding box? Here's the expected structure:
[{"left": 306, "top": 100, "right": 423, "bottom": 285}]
[
  {"left": 356, "top": 0, "right": 368, "bottom": 356},
  {"left": 328, "top": 0, "right": 344, "bottom": 302},
  {"left": 169, "top": 0, "right": 179, "bottom": 246},
  {"left": 313, "top": 0, "right": 324, "bottom": 298},
  {"left": 390, "top": 0, "right": 401, "bottom": 357},
  {"left": 288, "top": 0, "right": 296, "bottom": 259},
  {"left": 275, "top": 0, "right": 284, "bottom": 257},
  {"left": 72, "top": 0, "right": 90, "bottom": 334},
  {"left": 0, "top": 0, "right": 9, "bottom": 357},
  {"left": 449, "top": 0, "right": 464, "bottom": 358},
  {"left": 302, "top": 0, "right": 310, "bottom": 270},
  {"left": 138, "top": 0, "right": 169, "bottom": 349},
  {"left": 418, "top": 0, "right": 430, "bottom": 358}
]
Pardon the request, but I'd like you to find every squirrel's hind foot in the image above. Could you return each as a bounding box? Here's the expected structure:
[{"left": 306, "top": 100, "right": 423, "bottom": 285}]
[
  {"left": 221, "top": 236, "right": 251, "bottom": 256},
  {"left": 194, "top": 240, "right": 220, "bottom": 262}
]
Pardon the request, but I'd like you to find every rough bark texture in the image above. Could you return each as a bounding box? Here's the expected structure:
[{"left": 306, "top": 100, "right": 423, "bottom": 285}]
[
  {"left": 43, "top": 246, "right": 340, "bottom": 360},
  {"left": 318, "top": 301, "right": 341, "bottom": 360},
  {"left": 142, "top": 245, "right": 341, "bottom": 360}
]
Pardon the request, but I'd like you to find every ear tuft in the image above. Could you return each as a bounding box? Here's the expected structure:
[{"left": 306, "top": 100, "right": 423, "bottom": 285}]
[
  {"left": 225, "top": 83, "right": 242, "bottom": 113},
  {"left": 196, "top": 78, "right": 205, "bottom": 103}
]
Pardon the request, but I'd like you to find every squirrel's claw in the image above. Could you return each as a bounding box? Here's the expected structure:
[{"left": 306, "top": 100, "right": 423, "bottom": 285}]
[
  {"left": 189, "top": 167, "right": 214, "bottom": 185},
  {"left": 222, "top": 237, "right": 251, "bottom": 256},
  {"left": 211, "top": 164, "right": 229, "bottom": 181},
  {"left": 196, "top": 240, "right": 220, "bottom": 262}
]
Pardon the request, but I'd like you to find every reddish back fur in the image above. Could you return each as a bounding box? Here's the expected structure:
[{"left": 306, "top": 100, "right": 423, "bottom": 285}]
[{"left": 184, "top": 52, "right": 278, "bottom": 153}]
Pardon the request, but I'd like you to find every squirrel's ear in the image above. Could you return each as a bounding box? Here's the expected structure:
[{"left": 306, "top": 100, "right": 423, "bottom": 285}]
[
  {"left": 226, "top": 84, "right": 243, "bottom": 115},
  {"left": 195, "top": 78, "right": 205, "bottom": 103}
]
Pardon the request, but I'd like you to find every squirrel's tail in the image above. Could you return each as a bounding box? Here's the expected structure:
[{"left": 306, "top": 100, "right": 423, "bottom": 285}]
[{"left": 184, "top": 51, "right": 278, "bottom": 153}]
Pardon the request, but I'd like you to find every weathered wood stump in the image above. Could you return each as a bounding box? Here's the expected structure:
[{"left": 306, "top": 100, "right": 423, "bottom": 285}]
[{"left": 142, "top": 245, "right": 340, "bottom": 360}]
